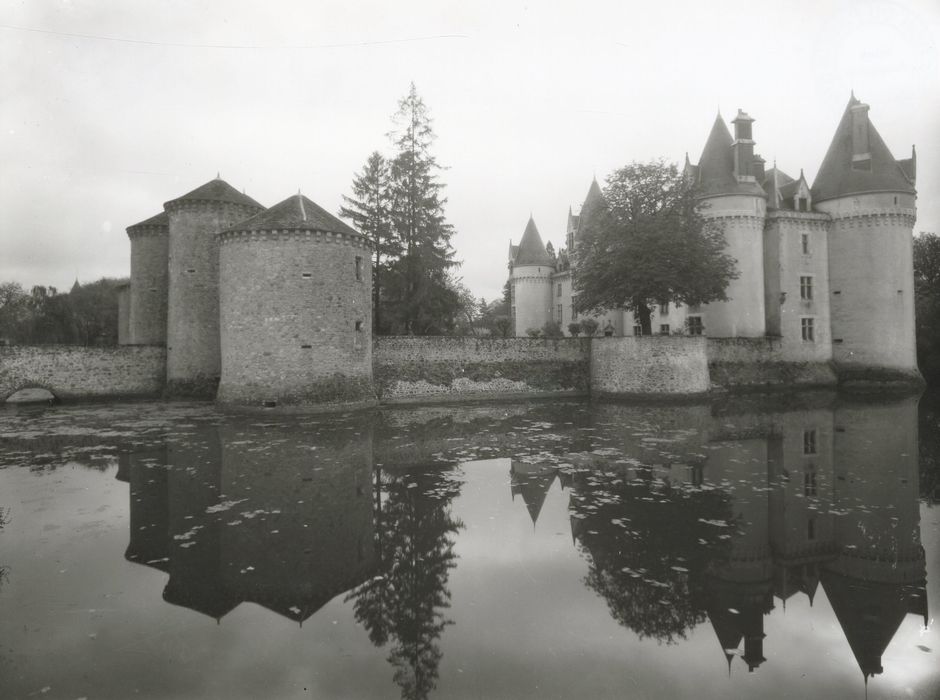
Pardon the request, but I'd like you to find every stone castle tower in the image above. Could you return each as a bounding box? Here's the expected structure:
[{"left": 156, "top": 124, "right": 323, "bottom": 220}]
[
  {"left": 509, "top": 216, "right": 554, "bottom": 335},
  {"left": 163, "top": 178, "right": 264, "bottom": 396},
  {"left": 216, "top": 193, "right": 374, "bottom": 407},
  {"left": 125, "top": 211, "right": 168, "bottom": 345}
]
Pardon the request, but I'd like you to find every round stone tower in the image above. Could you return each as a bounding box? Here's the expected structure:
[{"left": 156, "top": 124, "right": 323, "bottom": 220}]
[
  {"left": 811, "top": 96, "right": 919, "bottom": 380},
  {"left": 216, "top": 193, "right": 375, "bottom": 408},
  {"left": 164, "top": 178, "right": 264, "bottom": 396},
  {"left": 510, "top": 216, "right": 554, "bottom": 336},
  {"left": 126, "top": 211, "right": 169, "bottom": 345},
  {"left": 692, "top": 110, "right": 767, "bottom": 337}
]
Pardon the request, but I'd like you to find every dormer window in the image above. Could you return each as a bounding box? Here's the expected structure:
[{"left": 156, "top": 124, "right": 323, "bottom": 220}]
[{"left": 798, "top": 197, "right": 808, "bottom": 212}]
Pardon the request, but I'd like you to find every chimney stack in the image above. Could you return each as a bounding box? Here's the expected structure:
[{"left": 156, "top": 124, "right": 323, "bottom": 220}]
[
  {"left": 731, "top": 109, "right": 756, "bottom": 180},
  {"left": 850, "top": 101, "right": 872, "bottom": 170}
]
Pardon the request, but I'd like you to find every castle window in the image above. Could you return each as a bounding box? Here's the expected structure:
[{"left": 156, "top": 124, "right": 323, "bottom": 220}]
[
  {"left": 355, "top": 256, "right": 363, "bottom": 281},
  {"left": 301, "top": 344, "right": 312, "bottom": 349},
  {"left": 803, "top": 468, "right": 817, "bottom": 497},
  {"left": 659, "top": 324, "right": 670, "bottom": 335},
  {"left": 801, "top": 317, "right": 815, "bottom": 342},
  {"left": 301, "top": 272, "right": 312, "bottom": 279},
  {"left": 660, "top": 302, "right": 669, "bottom": 315},
  {"left": 807, "top": 517, "right": 816, "bottom": 541},
  {"left": 557, "top": 304, "right": 563, "bottom": 322},
  {"left": 798, "top": 197, "right": 808, "bottom": 212},
  {"left": 801, "top": 233, "right": 810, "bottom": 255},
  {"left": 800, "top": 276, "right": 813, "bottom": 300},
  {"left": 186, "top": 268, "right": 196, "bottom": 273},
  {"left": 355, "top": 320, "right": 363, "bottom": 332},
  {"left": 687, "top": 316, "right": 703, "bottom": 336},
  {"left": 803, "top": 429, "right": 817, "bottom": 455},
  {"left": 633, "top": 324, "right": 642, "bottom": 336},
  {"left": 557, "top": 284, "right": 562, "bottom": 298}
]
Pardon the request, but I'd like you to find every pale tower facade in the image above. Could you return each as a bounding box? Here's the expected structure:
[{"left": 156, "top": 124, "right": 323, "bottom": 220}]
[
  {"left": 687, "top": 111, "right": 767, "bottom": 337},
  {"left": 811, "top": 96, "right": 918, "bottom": 379},
  {"left": 164, "top": 178, "right": 264, "bottom": 396},
  {"left": 125, "top": 211, "right": 169, "bottom": 345},
  {"left": 509, "top": 216, "right": 554, "bottom": 336},
  {"left": 216, "top": 193, "right": 374, "bottom": 408}
]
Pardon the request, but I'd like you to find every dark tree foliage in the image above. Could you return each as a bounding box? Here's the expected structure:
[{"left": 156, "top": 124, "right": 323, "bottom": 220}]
[
  {"left": 569, "top": 464, "right": 732, "bottom": 643},
  {"left": 383, "top": 83, "right": 461, "bottom": 335},
  {"left": 340, "top": 152, "right": 397, "bottom": 334},
  {"left": 914, "top": 232, "right": 940, "bottom": 382},
  {"left": 573, "top": 160, "right": 738, "bottom": 335},
  {"left": 0, "top": 278, "right": 125, "bottom": 345},
  {"left": 347, "top": 466, "right": 463, "bottom": 700}
]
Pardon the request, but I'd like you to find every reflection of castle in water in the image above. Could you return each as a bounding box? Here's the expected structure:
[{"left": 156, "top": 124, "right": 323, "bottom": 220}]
[
  {"left": 511, "top": 396, "right": 928, "bottom": 681},
  {"left": 117, "top": 418, "right": 377, "bottom": 623}
]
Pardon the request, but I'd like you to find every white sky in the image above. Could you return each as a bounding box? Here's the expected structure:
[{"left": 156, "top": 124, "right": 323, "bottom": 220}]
[{"left": 1, "top": 0, "right": 938, "bottom": 303}]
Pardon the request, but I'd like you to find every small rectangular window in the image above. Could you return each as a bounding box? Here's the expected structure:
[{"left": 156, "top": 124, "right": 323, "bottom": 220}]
[
  {"left": 659, "top": 324, "right": 670, "bottom": 335},
  {"left": 301, "top": 344, "right": 312, "bottom": 349},
  {"left": 355, "top": 256, "right": 363, "bottom": 281},
  {"left": 633, "top": 324, "right": 642, "bottom": 336},
  {"left": 803, "top": 429, "right": 817, "bottom": 455},
  {"left": 798, "top": 197, "right": 808, "bottom": 212},
  {"left": 801, "top": 317, "right": 815, "bottom": 342},
  {"left": 800, "top": 276, "right": 813, "bottom": 300},
  {"left": 556, "top": 284, "right": 562, "bottom": 298},
  {"left": 186, "top": 268, "right": 196, "bottom": 273},
  {"left": 557, "top": 304, "right": 563, "bottom": 322},
  {"left": 660, "top": 302, "right": 669, "bottom": 315},
  {"left": 807, "top": 517, "right": 816, "bottom": 541},
  {"left": 801, "top": 233, "right": 809, "bottom": 255},
  {"left": 687, "top": 316, "right": 703, "bottom": 336},
  {"left": 803, "top": 469, "right": 817, "bottom": 497},
  {"left": 355, "top": 320, "right": 363, "bottom": 332},
  {"left": 301, "top": 272, "right": 312, "bottom": 279}
]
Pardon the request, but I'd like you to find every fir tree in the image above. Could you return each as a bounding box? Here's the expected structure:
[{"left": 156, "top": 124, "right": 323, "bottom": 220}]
[
  {"left": 340, "top": 152, "right": 397, "bottom": 334},
  {"left": 385, "top": 83, "right": 460, "bottom": 335}
]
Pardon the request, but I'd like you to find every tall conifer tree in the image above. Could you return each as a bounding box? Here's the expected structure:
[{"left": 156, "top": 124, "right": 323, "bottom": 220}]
[
  {"left": 340, "top": 151, "right": 396, "bottom": 333},
  {"left": 385, "top": 83, "right": 459, "bottom": 335}
]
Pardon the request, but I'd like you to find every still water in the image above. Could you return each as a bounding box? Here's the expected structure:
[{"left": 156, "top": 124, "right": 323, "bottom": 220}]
[{"left": 0, "top": 392, "right": 938, "bottom": 700}]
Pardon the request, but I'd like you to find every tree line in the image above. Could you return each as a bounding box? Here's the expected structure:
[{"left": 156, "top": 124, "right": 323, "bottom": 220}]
[{"left": 0, "top": 278, "right": 125, "bottom": 345}]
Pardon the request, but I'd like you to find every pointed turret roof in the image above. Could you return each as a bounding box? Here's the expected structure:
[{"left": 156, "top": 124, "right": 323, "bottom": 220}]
[
  {"left": 811, "top": 95, "right": 916, "bottom": 203},
  {"left": 510, "top": 462, "right": 556, "bottom": 525},
  {"left": 224, "top": 193, "right": 359, "bottom": 236},
  {"left": 70, "top": 278, "right": 81, "bottom": 294},
  {"left": 693, "top": 113, "right": 765, "bottom": 197},
  {"left": 576, "top": 178, "right": 607, "bottom": 239},
  {"left": 165, "top": 177, "right": 264, "bottom": 210},
  {"left": 513, "top": 216, "right": 554, "bottom": 266}
]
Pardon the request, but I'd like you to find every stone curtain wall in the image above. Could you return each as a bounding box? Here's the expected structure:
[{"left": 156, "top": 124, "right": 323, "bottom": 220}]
[
  {"left": 590, "top": 336, "right": 710, "bottom": 397},
  {"left": 373, "top": 336, "right": 590, "bottom": 401},
  {"left": 706, "top": 337, "right": 837, "bottom": 389},
  {"left": 0, "top": 345, "right": 166, "bottom": 401}
]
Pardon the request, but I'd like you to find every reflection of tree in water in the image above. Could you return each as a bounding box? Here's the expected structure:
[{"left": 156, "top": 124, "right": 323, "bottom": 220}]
[
  {"left": 0, "top": 506, "right": 9, "bottom": 587},
  {"left": 569, "top": 465, "right": 732, "bottom": 643},
  {"left": 347, "top": 465, "right": 464, "bottom": 700}
]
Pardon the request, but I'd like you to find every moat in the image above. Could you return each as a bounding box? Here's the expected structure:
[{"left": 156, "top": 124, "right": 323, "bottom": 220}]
[{"left": 1, "top": 392, "right": 938, "bottom": 699}]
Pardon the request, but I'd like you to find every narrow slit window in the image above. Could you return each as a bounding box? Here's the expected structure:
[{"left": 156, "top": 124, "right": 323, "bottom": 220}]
[
  {"left": 301, "top": 272, "right": 312, "bottom": 279},
  {"left": 355, "top": 320, "right": 363, "bottom": 332},
  {"left": 355, "top": 256, "right": 363, "bottom": 281},
  {"left": 301, "top": 344, "right": 312, "bottom": 349},
  {"left": 807, "top": 517, "right": 816, "bottom": 541},
  {"left": 801, "top": 233, "right": 809, "bottom": 255},
  {"left": 803, "top": 429, "right": 817, "bottom": 455}
]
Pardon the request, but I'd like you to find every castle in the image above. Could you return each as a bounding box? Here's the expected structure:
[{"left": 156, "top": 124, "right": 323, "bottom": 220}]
[
  {"left": 508, "top": 94, "right": 920, "bottom": 381},
  {"left": 120, "top": 180, "right": 374, "bottom": 406}
]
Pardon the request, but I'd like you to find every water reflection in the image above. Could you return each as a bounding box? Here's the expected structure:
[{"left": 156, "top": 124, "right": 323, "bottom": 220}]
[{"left": 0, "top": 393, "right": 931, "bottom": 698}]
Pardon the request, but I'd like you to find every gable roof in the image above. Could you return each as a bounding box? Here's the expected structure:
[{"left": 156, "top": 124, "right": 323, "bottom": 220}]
[
  {"left": 514, "top": 216, "right": 553, "bottom": 266},
  {"left": 811, "top": 95, "right": 916, "bottom": 202},
  {"left": 225, "top": 193, "right": 359, "bottom": 236},
  {"left": 165, "top": 177, "right": 264, "bottom": 210}
]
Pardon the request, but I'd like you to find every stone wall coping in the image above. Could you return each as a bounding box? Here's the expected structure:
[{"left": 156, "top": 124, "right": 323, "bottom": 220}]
[
  {"left": 164, "top": 199, "right": 263, "bottom": 215},
  {"left": 126, "top": 224, "right": 169, "bottom": 239},
  {"left": 217, "top": 227, "right": 373, "bottom": 250}
]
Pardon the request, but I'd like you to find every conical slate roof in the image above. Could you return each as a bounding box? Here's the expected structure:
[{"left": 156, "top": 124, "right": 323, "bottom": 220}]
[
  {"left": 225, "top": 193, "right": 359, "bottom": 236},
  {"left": 576, "top": 178, "right": 607, "bottom": 238},
  {"left": 694, "top": 114, "right": 765, "bottom": 197},
  {"left": 513, "top": 216, "right": 554, "bottom": 266},
  {"left": 811, "top": 95, "right": 916, "bottom": 203},
  {"left": 165, "top": 177, "right": 264, "bottom": 210},
  {"left": 127, "top": 211, "right": 168, "bottom": 230}
]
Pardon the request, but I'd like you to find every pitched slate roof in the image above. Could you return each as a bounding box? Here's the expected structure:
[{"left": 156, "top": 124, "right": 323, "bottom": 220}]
[
  {"left": 694, "top": 114, "right": 765, "bottom": 197},
  {"left": 225, "top": 193, "right": 359, "bottom": 236},
  {"left": 811, "top": 95, "right": 916, "bottom": 203},
  {"left": 513, "top": 216, "right": 554, "bottom": 266},
  {"left": 127, "top": 211, "right": 168, "bottom": 230},
  {"left": 165, "top": 177, "right": 264, "bottom": 210}
]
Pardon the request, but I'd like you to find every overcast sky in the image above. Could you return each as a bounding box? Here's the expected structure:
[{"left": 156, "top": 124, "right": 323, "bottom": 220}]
[{"left": 1, "top": 0, "right": 938, "bottom": 303}]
